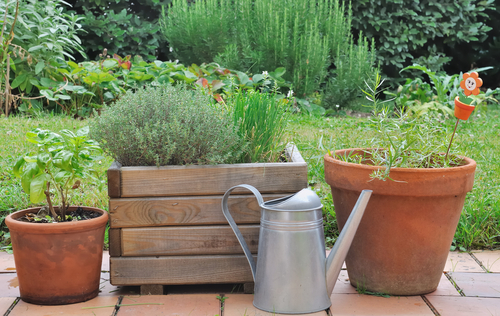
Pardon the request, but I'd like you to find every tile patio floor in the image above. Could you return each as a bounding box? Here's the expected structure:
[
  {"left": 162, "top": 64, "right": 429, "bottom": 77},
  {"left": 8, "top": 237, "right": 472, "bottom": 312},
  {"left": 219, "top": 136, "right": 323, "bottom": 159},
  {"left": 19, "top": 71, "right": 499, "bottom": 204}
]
[{"left": 0, "top": 250, "right": 498, "bottom": 315}]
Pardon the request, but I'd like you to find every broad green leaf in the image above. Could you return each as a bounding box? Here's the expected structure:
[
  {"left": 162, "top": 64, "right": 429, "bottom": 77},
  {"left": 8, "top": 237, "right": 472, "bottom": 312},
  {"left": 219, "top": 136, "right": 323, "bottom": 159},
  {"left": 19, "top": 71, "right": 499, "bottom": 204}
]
[
  {"left": 76, "top": 126, "right": 89, "bottom": 137},
  {"left": 55, "top": 94, "right": 71, "bottom": 100},
  {"left": 9, "top": 57, "right": 16, "bottom": 71},
  {"left": 58, "top": 129, "right": 76, "bottom": 138},
  {"left": 252, "top": 74, "right": 264, "bottom": 83},
  {"left": 13, "top": 156, "right": 27, "bottom": 178},
  {"left": 30, "top": 173, "right": 51, "bottom": 204},
  {"left": 21, "top": 163, "right": 40, "bottom": 194},
  {"left": 36, "top": 152, "right": 51, "bottom": 170},
  {"left": 40, "top": 89, "right": 57, "bottom": 101},
  {"left": 35, "top": 61, "right": 45, "bottom": 74},
  {"left": 11, "top": 74, "right": 27, "bottom": 89},
  {"left": 271, "top": 67, "right": 286, "bottom": 78},
  {"left": 28, "top": 45, "right": 44, "bottom": 52},
  {"left": 54, "top": 170, "right": 71, "bottom": 183},
  {"left": 236, "top": 71, "right": 249, "bottom": 85},
  {"left": 54, "top": 151, "right": 73, "bottom": 172},
  {"left": 211, "top": 80, "right": 225, "bottom": 91},
  {"left": 102, "top": 59, "right": 118, "bottom": 68},
  {"left": 104, "top": 91, "right": 114, "bottom": 100}
]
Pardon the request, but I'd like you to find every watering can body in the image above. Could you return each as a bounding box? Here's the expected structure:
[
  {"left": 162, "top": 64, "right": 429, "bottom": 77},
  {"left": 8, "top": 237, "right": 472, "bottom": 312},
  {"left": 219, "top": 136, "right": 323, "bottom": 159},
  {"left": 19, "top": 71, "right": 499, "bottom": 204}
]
[{"left": 222, "top": 184, "right": 372, "bottom": 314}]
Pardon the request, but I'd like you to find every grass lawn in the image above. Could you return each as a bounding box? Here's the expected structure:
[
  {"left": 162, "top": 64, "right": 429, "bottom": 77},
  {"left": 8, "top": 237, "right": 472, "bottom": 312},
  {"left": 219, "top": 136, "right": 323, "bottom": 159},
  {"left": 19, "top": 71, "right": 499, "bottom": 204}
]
[{"left": 1, "top": 106, "right": 499, "bottom": 251}]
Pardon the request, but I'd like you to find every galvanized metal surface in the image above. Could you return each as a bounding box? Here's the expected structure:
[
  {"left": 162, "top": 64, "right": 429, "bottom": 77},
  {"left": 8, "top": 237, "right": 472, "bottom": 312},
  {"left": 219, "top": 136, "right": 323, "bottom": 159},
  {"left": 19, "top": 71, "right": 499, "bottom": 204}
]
[{"left": 222, "top": 184, "right": 372, "bottom": 314}]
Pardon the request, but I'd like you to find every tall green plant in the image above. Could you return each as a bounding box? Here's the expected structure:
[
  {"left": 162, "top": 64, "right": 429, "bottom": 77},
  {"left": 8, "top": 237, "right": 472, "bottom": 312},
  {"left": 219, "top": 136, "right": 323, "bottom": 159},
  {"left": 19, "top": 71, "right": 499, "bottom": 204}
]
[
  {"left": 161, "top": 0, "right": 376, "bottom": 98},
  {"left": 231, "top": 91, "right": 290, "bottom": 163}
]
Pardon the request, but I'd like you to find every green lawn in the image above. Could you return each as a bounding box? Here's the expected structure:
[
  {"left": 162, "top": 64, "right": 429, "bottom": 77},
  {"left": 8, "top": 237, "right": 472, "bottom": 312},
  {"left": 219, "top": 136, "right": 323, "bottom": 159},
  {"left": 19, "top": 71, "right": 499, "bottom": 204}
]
[{"left": 1, "top": 106, "right": 499, "bottom": 250}]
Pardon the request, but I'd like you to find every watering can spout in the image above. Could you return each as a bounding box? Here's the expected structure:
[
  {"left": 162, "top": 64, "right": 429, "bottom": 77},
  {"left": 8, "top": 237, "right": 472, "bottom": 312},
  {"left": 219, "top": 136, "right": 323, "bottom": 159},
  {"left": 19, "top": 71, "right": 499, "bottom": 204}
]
[{"left": 325, "top": 190, "right": 372, "bottom": 296}]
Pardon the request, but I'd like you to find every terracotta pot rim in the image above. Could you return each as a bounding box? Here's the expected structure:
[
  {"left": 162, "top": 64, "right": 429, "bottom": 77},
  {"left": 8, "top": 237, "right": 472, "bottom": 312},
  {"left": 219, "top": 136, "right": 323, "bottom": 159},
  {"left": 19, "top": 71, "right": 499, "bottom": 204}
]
[
  {"left": 324, "top": 148, "right": 476, "bottom": 173},
  {"left": 5, "top": 206, "right": 109, "bottom": 235},
  {"left": 454, "top": 96, "right": 475, "bottom": 111}
]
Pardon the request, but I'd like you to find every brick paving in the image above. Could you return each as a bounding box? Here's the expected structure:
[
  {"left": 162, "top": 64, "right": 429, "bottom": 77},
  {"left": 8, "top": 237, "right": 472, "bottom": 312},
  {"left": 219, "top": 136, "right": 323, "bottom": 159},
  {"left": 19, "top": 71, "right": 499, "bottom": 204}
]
[{"left": 0, "top": 251, "right": 498, "bottom": 315}]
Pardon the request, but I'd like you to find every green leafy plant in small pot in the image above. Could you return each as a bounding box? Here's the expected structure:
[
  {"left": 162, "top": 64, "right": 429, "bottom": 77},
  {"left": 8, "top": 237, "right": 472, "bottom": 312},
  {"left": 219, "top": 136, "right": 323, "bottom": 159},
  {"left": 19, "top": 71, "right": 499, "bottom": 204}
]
[
  {"left": 323, "top": 72, "right": 477, "bottom": 295},
  {"left": 6, "top": 126, "right": 108, "bottom": 305}
]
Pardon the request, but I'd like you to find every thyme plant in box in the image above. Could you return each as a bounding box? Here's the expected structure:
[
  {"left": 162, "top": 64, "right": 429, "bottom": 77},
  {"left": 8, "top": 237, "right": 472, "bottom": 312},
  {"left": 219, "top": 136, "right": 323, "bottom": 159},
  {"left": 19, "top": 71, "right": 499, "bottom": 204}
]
[
  {"left": 323, "top": 71, "right": 477, "bottom": 296},
  {"left": 90, "top": 85, "right": 246, "bottom": 166}
]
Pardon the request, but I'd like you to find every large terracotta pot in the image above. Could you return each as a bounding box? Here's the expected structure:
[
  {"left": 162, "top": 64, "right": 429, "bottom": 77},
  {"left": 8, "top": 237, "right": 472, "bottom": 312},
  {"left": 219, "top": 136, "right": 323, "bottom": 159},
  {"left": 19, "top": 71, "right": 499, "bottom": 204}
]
[
  {"left": 324, "top": 149, "right": 476, "bottom": 295},
  {"left": 5, "top": 206, "right": 109, "bottom": 305}
]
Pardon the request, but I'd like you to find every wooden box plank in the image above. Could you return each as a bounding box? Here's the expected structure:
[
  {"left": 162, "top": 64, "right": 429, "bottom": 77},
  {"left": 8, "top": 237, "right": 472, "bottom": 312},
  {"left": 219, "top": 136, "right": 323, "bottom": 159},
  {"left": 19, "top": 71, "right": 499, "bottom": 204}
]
[
  {"left": 108, "top": 228, "right": 122, "bottom": 257},
  {"left": 109, "top": 194, "right": 284, "bottom": 228},
  {"left": 121, "top": 225, "right": 259, "bottom": 257},
  {"left": 120, "top": 162, "right": 307, "bottom": 197},
  {"left": 107, "top": 161, "right": 122, "bottom": 198},
  {"left": 110, "top": 255, "right": 256, "bottom": 285}
]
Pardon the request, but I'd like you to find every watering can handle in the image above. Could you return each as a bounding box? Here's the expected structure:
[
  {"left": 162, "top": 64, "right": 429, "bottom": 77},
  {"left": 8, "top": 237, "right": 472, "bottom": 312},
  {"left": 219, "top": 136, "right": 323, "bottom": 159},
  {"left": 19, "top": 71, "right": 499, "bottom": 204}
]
[{"left": 222, "top": 184, "right": 263, "bottom": 282}]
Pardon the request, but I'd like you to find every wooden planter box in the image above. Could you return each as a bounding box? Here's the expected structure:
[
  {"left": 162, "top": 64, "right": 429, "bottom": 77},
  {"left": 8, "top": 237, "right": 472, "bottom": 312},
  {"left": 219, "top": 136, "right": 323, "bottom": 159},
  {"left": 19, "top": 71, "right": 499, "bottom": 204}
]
[{"left": 107, "top": 144, "right": 307, "bottom": 293}]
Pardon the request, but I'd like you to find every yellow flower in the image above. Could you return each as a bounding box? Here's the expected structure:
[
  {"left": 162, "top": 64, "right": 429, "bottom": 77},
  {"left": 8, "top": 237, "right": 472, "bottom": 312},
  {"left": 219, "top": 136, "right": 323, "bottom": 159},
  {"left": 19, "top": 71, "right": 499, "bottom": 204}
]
[{"left": 460, "top": 72, "right": 483, "bottom": 96}]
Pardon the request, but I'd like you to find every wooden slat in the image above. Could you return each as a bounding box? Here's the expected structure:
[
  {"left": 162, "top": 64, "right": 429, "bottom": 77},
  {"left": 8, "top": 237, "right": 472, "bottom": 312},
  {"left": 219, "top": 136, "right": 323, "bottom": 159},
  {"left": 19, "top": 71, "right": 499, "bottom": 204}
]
[
  {"left": 110, "top": 255, "right": 256, "bottom": 285},
  {"left": 121, "top": 225, "right": 259, "bottom": 257},
  {"left": 285, "top": 144, "right": 306, "bottom": 163},
  {"left": 120, "top": 162, "right": 307, "bottom": 197},
  {"left": 108, "top": 228, "right": 121, "bottom": 257},
  {"left": 109, "top": 194, "right": 284, "bottom": 228},
  {"left": 107, "top": 161, "right": 122, "bottom": 198}
]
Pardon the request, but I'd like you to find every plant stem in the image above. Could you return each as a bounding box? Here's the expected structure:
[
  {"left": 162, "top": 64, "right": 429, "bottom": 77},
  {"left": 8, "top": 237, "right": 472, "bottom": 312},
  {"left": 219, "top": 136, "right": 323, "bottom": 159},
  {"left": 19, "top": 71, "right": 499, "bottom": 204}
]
[
  {"left": 44, "top": 182, "right": 58, "bottom": 219},
  {"left": 445, "top": 118, "right": 460, "bottom": 160}
]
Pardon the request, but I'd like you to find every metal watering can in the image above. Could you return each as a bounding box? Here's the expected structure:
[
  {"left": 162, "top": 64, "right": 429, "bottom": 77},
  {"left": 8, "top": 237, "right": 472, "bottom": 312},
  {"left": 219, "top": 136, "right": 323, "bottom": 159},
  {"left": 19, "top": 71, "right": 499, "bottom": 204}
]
[{"left": 222, "top": 184, "right": 372, "bottom": 314}]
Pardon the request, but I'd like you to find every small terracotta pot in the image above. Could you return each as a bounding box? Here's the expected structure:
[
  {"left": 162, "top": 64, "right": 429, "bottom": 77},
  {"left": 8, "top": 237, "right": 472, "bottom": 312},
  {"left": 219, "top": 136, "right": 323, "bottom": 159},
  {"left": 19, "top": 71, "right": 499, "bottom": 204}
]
[
  {"left": 454, "top": 96, "right": 475, "bottom": 120},
  {"left": 324, "top": 149, "right": 476, "bottom": 295},
  {"left": 5, "top": 206, "right": 109, "bottom": 305}
]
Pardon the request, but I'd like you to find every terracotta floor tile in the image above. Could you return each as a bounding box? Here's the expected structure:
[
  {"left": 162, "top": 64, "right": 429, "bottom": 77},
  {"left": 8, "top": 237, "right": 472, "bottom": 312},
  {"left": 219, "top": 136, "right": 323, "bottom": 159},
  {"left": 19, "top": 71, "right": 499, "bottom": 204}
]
[
  {"left": 426, "top": 296, "right": 500, "bottom": 316},
  {"left": 448, "top": 272, "right": 500, "bottom": 298},
  {"left": 0, "top": 252, "right": 16, "bottom": 273},
  {"left": 9, "top": 295, "right": 119, "bottom": 316},
  {"left": 0, "top": 273, "right": 20, "bottom": 297},
  {"left": 117, "top": 294, "right": 220, "bottom": 315},
  {"left": 425, "top": 273, "right": 461, "bottom": 296},
  {"left": 329, "top": 294, "right": 434, "bottom": 315},
  {"left": 443, "top": 252, "right": 484, "bottom": 272},
  {"left": 102, "top": 251, "right": 110, "bottom": 272},
  {"left": 223, "top": 294, "right": 328, "bottom": 316},
  {"left": 332, "top": 270, "right": 358, "bottom": 294},
  {"left": 99, "top": 272, "right": 140, "bottom": 296},
  {"left": 471, "top": 250, "right": 500, "bottom": 272},
  {"left": 0, "top": 297, "right": 17, "bottom": 314}
]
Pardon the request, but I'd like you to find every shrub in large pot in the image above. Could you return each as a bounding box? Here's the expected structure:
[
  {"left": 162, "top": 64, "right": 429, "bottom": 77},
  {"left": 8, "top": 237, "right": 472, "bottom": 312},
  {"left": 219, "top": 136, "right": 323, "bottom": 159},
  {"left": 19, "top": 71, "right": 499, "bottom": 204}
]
[
  {"left": 7, "top": 127, "right": 108, "bottom": 305},
  {"left": 324, "top": 73, "right": 477, "bottom": 295}
]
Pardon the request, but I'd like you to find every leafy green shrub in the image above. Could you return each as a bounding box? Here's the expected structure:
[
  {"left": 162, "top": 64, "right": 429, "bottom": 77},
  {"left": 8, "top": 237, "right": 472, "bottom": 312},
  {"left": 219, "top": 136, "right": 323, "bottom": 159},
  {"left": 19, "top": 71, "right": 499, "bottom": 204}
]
[
  {"left": 64, "top": 0, "right": 171, "bottom": 61},
  {"left": 161, "top": 0, "right": 376, "bottom": 98},
  {"left": 231, "top": 91, "right": 290, "bottom": 163},
  {"left": 322, "top": 35, "right": 377, "bottom": 109},
  {"left": 90, "top": 85, "right": 245, "bottom": 166},
  {"left": 25, "top": 55, "right": 290, "bottom": 118},
  {"left": 0, "top": 0, "right": 85, "bottom": 116},
  {"left": 385, "top": 64, "right": 499, "bottom": 117},
  {"left": 350, "top": 0, "right": 495, "bottom": 80}
]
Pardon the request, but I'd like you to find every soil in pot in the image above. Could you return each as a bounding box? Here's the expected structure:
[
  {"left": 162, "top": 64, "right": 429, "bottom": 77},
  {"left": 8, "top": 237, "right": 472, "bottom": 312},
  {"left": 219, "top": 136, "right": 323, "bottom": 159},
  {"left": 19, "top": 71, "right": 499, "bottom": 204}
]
[{"left": 15, "top": 206, "right": 103, "bottom": 223}]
